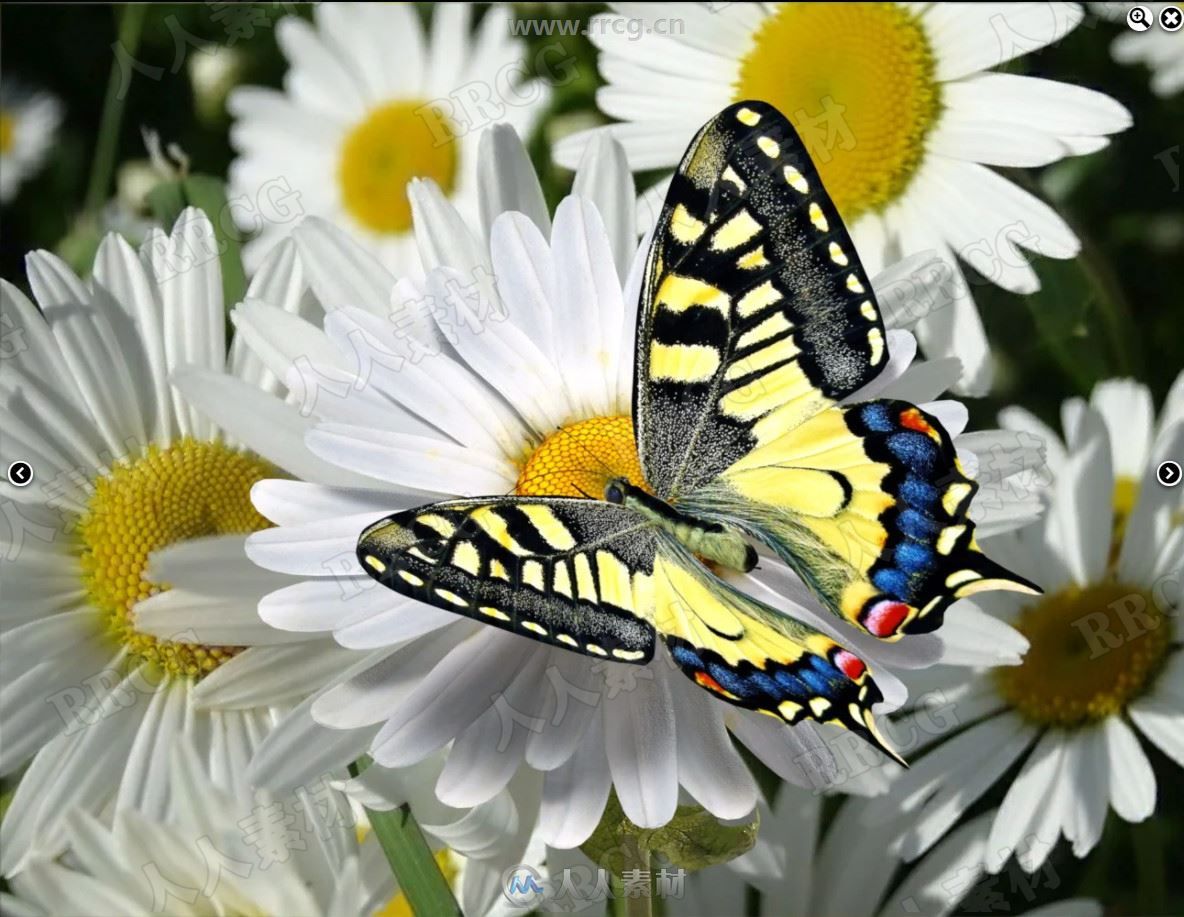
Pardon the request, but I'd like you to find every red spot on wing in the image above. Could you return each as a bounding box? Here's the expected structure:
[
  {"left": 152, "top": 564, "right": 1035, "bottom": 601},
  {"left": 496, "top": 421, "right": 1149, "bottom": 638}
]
[
  {"left": 863, "top": 600, "right": 910, "bottom": 637},
  {"left": 695, "top": 671, "right": 725, "bottom": 694},
  {"left": 899, "top": 407, "right": 933, "bottom": 435},
  {"left": 834, "top": 649, "right": 867, "bottom": 681}
]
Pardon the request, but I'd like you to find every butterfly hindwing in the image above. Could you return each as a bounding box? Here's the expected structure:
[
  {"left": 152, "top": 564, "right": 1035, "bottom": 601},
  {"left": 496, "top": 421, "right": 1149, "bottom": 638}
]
[
  {"left": 635, "top": 99, "right": 888, "bottom": 501},
  {"left": 357, "top": 495, "right": 900, "bottom": 759},
  {"left": 680, "top": 399, "right": 1039, "bottom": 637},
  {"left": 649, "top": 539, "right": 901, "bottom": 763}
]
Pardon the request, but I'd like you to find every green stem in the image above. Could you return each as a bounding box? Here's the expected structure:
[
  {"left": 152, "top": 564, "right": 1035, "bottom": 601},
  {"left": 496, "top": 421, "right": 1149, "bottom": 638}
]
[
  {"left": 1132, "top": 817, "right": 1165, "bottom": 915},
  {"left": 609, "top": 845, "right": 655, "bottom": 917},
  {"left": 349, "top": 760, "right": 461, "bottom": 917},
  {"left": 85, "top": 3, "right": 147, "bottom": 217}
]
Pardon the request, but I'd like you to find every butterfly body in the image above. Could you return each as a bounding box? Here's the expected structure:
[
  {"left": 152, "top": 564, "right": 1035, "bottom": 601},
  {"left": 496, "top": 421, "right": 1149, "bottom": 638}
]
[
  {"left": 604, "top": 477, "right": 757, "bottom": 574},
  {"left": 357, "top": 100, "right": 1038, "bottom": 763}
]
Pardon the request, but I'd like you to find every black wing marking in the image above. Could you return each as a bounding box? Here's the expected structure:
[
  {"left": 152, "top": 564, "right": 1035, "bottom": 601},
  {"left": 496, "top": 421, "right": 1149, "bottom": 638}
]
[{"left": 634, "top": 100, "right": 888, "bottom": 501}]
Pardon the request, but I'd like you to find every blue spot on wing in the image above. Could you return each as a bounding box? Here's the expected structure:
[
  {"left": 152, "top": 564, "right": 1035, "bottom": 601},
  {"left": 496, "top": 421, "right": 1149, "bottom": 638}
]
[
  {"left": 671, "top": 644, "right": 704, "bottom": 669},
  {"left": 860, "top": 403, "right": 895, "bottom": 433},
  {"left": 708, "top": 662, "right": 748, "bottom": 697},
  {"left": 898, "top": 509, "right": 940, "bottom": 540},
  {"left": 894, "top": 540, "right": 934, "bottom": 575},
  {"left": 873, "top": 567, "right": 911, "bottom": 599},
  {"left": 887, "top": 431, "right": 940, "bottom": 475},
  {"left": 899, "top": 474, "right": 940, "bottom": 509}
]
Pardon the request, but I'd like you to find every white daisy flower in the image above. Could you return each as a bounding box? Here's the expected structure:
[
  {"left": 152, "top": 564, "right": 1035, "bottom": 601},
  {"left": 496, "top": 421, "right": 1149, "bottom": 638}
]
[
  {"left": 0, "top": 739, "right": 394, "bottom": 917},
  {"left": 228, "top": 3, "right": 550, "bottom": 274},
  {"left": 881, "top": 378, "right": 1183, "bottom": 871},
  {"left": 177, "top": 122, "right": 1044, "bottom": 846},
  {"left": 672, "top": 784, "right": 1101, "bottom": 917},
  {"left": 555, "top": 2, "right": 1132, "bottom": 393},
  {"left": 0, "top": 208, "right": 366, "bottom": 874},
  {"left": 1094, "top": 3, "right": 1184, "bottom": 96},
  {"left": 0, "top": 79, "right": 62, "bottom": 203}
]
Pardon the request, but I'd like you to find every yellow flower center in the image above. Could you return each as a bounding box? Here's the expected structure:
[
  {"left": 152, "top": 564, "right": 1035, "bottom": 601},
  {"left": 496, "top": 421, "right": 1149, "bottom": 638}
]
[
  {"left": 373, "top": 849, "right": 459, "bottom": 917},
  {"left": 338, "top": 100, "right": 459, "bottom": 235},
  {"left": 1110, "top": 475, "right": 1139, "bottom": 561},
  {"left": 516, "top": 415, "right": 646, "bottom": 497},
  {"left": 735, "top": 2, "right": 940, "bottom": 222},
  {"left": 0, "top": 110, "right": 15, "bottom": 155},
  {"left": 78, "top": 438, "right": 275, "bottom": 677},
  {"left": 994, "top": 582, "right": 1174, "bottom": 728}
]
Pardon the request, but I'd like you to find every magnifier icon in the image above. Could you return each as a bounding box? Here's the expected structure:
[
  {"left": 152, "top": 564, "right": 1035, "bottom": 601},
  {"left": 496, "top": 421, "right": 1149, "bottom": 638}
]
[{"left": 1127, "top": 5, "right": 1152, "bottom": 29}]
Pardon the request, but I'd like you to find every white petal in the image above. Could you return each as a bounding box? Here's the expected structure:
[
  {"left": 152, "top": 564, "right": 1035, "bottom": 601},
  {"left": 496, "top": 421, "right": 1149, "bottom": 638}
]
[
  {"left": 114, "top": 678, "right": 188, "bottom": 819},
  {"left": 312, "top": 628, "right": 462, "bottom": 729},
  {"left": 1118, "top": 424, "right": 1184, "bottom": 585},
  {"left": 998, "top": 405, "right": 1067, "bottom": 479},
  {"left": 93, "top": 232, "right": 172, "bottom": 444},
  {"left": 935, "top": 602, "right": 1029, "bottom": 667},
  {"left": 1055, "top": 424, "right": 1112, "bottom": 585},
  {"left": 941, "top": 72, "right": 1131, "bottom": 140},
  {"left": 1129, "top": 695, "right": 1184, "bottom": 769},
  {"left": 877, "top": 812, "right": 993, "bottom": 917},
  {"left": 274, "top": 16, "right": 367, "bottom": 117},
  {"left": 321, "top": 305, "right": 527, "bottom": 458},
  {"left": 246, "top": 693, "right": 376, "bottom": 792},
  {"left": 228, "top": 238, "right": 315, "bottom": 394},
  {"left": 172, "top": 367, "right": 377, "bottom": 487},
  {"left": 556, "top": 121, "right": 696, "bottom": 171},
  {"left": 478, "top": 124, "right": 550, "bottom": 239},
  {"left": 925, "top": 4, "right": 1083, "bottom": 82},
  {"left": 897, "top": 713, "right": 1035, "bottom": 860},
  {"left": 1104, "top": 716, "right": 1155, "bottom": 822},
  {"left": 538, "top": 714, "right": 612, "bottom": 848},
  {"left": 986, "top": 730, "right": 1062, "bottom": 873},
  {"left": 604, "top": 664, "right": 678, "bottom": 828},
  {"left": 435, "top": 650, "right": 552, "bottom": 807},
  {"left": 145, "top": 534, "right": 288, "bottom": 596},
  {"left": 1062, "top": 725, "right": 1108, "bottom": 856},
  {"left": 1090, "top": 378, "right": 1154, "bottom": 479},
  {"left": 370, "top": 630, "right": 536, "bottom": 767},
  {"left": 245, "top": 511, "right": 385, "bottom": 576},
  {"left": 670, "top": 675, "right": 757, "bottom": 819},
  {"left": 730, "top": 711, "right": 843, "bottom": 793},
  {"left": 306, "top": 422, "right": 515, "bottom": 494},
  {"left": 250, "top": 479, "right": 402, "bottom": 526},
  {"left": 27, "top": 251, "right": 144, "bottom": 455},
  {"left": 549, "top": 196, "right": 625, "bottom": 415},
  {"left": 524, "top": 649, "right": 602, "bottom": 771},
  {"left": 424, "top": 267, "right": 573, "bottom": 435},
  {"left": 573, "top": 134, "right": 637, "bottom": 281},
  {"left": 193, "top": 640, "right": 359, "bottom": 710}
]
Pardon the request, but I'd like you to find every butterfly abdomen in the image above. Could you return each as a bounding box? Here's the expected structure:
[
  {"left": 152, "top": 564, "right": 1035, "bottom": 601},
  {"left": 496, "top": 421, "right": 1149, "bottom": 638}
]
[{"left": 606, "top": 477, "right": 757, "bottom": 573}]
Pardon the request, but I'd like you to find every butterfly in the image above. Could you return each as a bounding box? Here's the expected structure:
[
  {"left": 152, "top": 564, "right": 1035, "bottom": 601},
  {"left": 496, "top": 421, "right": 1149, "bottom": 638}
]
[{"left": 356, "top": 100, "right": 1038, "bottom": 762}]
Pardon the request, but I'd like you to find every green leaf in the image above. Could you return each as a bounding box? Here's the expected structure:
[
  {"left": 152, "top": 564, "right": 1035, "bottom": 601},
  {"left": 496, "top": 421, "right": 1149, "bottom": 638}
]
[
  {"left": 146, "top": 180, "right": 188, "bottom": 229},
  {"left": 55, "top": 217, "right": 104, "bottom": 278},
  {"left": 1016, "top": 253, "right": 1138, "bottom": 392},
  {"left": 581, "top": 791, "right": 759, "bottom": 877}
]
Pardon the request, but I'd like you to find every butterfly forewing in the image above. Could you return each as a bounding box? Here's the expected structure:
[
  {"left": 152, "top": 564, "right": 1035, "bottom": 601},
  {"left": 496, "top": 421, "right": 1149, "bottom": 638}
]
[
  {"left": 357, "top": 497, "right": 658, "bottom": 662},
  {"left": 635, "top": 100, "right": 888, "bottom": 501}
]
